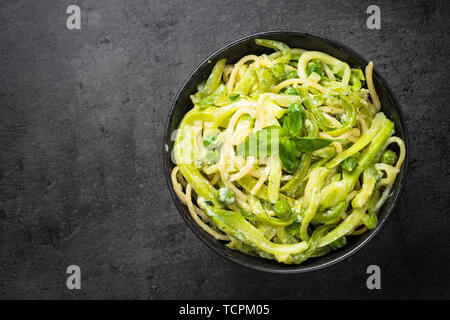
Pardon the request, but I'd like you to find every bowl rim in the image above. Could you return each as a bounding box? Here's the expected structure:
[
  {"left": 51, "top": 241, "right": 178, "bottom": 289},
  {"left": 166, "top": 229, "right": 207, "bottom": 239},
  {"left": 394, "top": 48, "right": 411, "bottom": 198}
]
[{"left": 163, "top": 30, "right": 409, "bottom": 274}]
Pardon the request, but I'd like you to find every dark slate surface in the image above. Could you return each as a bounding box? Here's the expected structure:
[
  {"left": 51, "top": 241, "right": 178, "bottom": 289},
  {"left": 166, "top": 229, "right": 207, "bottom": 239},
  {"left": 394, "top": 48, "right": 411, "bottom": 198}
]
[{"left": 0, "top": 0, "right": 449, "bottom": 299}]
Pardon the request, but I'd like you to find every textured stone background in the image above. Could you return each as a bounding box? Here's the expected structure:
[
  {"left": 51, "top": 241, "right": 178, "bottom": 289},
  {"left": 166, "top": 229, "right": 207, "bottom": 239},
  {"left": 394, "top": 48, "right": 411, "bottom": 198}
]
[{"left": 0, "top": 0, "right": 449, "bottom": 299}]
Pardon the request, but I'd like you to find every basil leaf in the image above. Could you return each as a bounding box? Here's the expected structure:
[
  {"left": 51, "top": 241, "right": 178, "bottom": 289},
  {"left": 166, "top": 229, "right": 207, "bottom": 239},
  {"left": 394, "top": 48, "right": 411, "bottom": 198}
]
[
  {"left": 279, "top": 137, "right": 300, "bottom": 172},
  {"left": 236, "top": 126, "right": 280, "bottom": 157},
  {"left": 291, "top": 137, "right": 334, "bottom": 153},
  {"left": 282, "top": 103, "right": 305, "bottom": 137},
  {"left": 229, "top": 93, "right": 240, "bottom": 101}
]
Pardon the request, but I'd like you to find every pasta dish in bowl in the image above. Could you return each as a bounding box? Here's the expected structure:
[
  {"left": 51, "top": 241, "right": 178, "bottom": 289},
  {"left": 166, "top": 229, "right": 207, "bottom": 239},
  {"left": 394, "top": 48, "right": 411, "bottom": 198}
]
[{"left": 164, "top": 32, "right": 407, "bottom": 272}]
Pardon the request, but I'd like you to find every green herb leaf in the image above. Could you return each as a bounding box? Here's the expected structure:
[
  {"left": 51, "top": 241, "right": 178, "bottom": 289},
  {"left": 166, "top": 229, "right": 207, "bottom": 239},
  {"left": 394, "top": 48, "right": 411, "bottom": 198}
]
[
  {"left": 236, "top": 126, "right": 280, "bottom": 157},
  {"left": 282, "top": 103, "right": 305, "bottom": 137},
  {"left": 279, "top": 137, "right": 300, "bottom": 172},
  {"left": 291, "top": 137, "right": 334, "bottom": 153},
  {"left": 229, "top": 93, "right": 240, "bottom": 101}
]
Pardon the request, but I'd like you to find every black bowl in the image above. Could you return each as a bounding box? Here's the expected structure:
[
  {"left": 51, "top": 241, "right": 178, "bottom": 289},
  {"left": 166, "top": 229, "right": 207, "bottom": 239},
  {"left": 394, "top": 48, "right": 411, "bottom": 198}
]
[{"left": 163, "top": 31, "right": 408, "bottom": 273}]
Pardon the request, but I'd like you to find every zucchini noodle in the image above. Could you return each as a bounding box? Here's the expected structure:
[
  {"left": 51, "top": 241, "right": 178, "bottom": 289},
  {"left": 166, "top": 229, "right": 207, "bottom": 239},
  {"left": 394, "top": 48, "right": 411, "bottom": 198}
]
[{"left": 171, "top": 39, "right": 406, "bottom": 264}]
